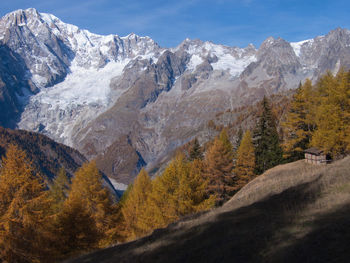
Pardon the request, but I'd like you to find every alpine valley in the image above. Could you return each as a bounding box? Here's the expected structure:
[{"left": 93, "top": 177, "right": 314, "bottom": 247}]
[{"left": 1, "top": 8, "right": 350, "bottom": 186}]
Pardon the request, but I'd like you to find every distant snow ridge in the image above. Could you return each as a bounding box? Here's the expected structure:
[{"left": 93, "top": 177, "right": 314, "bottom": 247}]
[
  {"left": 181, "top": 39, "right": 257, "bottom": 77},
  {"left": 39, "top": 12, "right": 160, "bottom": 69}
]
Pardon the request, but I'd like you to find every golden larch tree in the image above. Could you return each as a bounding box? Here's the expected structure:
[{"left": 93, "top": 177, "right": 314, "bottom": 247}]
[
  {"left": 49, "top": 167, "right": 70, "bottom": 213},
  {"left": 0, "top": 144, "right": 54, "bottom": 263},
  {"left": 121, "top": 169, "right": 152, "bottom": 240},
  {"left": 233, "top": 130, "right": 255, "bottom": 190},
  {"left": 282, "top": 79, "right": 316, "bottom": 160},
  {"left": 66, "top": 161, "right": 119, "bottom": 247},
  {"left": 312, "top": 69, "right": 350, "bottom": 156},
  {"left": 204, "top": 130, "right": 234, "bottom": 205}
]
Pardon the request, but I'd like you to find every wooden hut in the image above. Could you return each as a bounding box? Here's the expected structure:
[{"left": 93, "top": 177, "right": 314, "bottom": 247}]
[{"left": 304, "top": 147, "right": 329, "bottom": 164}]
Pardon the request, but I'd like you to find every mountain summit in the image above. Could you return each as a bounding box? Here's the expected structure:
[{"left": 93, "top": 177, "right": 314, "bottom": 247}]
[{"left": 1, "top": 8, "right": 350, "bottom": 183}]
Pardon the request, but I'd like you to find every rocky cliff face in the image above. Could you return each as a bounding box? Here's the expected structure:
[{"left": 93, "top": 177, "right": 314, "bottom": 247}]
[{"left": 1, "top": 8, "right": 350, "bottom": 184}]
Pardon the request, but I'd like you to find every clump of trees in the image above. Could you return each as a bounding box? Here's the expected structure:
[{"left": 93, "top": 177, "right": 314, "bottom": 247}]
[
  {"left": 283, "top": 69, "right": 350, "bottom": 159},
  {"left": 121, "top": 153, "right": 215, "bottom": 240},
  {"left": 0, "top": 145, "right": 121, "bottom": 262}
]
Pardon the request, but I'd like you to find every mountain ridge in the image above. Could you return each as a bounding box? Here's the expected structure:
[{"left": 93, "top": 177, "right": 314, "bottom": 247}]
[{"left": 1, "top": 8, "right": 350, "bottom": 183}]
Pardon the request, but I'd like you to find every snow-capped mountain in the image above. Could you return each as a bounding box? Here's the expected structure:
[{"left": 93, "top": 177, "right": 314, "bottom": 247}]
[
  {"left": 0, "top": 8, "right": 162, "bottom": 144},
  {"left": 1, "top": 8, "right": 350, "bottom": 183}
]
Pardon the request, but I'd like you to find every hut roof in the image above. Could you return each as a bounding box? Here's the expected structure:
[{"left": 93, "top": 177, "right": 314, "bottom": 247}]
[{"left": 304, "top": 147, "right": 324, "bottom": 155}]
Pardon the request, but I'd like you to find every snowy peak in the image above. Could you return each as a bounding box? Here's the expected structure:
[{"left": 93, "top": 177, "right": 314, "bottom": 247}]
[
  {"left": 0, "top": 8, "right": 161, "bottom": 63},
  {"left": 175, "top": 38, "right": 257, "bottom": 77},
  {"left": 0, "top": 8, "right": 163, "bottom": 89},
  {"left": 259, "top": 36, "right": 291, "bottom": 50},
  {"left": 1, "top": 8, "right": 40, "bottom": 27}
]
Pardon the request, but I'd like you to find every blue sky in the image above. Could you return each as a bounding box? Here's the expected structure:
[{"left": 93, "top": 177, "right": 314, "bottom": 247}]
[{"left": 1, "top": 0, "right": 350, "bottom": 48}]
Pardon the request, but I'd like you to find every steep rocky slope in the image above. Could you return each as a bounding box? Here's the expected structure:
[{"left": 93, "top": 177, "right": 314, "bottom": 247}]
[
  {"left": 67, "top": 157, "right": 350, "bottom": 263},
  {"left": 1, "top": 8, "right": 350, "bottom": 183}
]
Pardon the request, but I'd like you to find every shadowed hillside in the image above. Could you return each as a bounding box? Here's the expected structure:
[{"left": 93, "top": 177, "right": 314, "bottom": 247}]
[
  {"left": 0, "top": 127, "right": 86, "bottom": 178},
  {"left": 68, "top": 157, "right": 350, "bottom": 263},
  {"left": 0, "top": 127, "right": 118, "bottom": 197}
]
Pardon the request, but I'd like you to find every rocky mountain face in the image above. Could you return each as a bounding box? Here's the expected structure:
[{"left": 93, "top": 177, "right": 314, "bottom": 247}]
[{"left": 1, "top": 8, "right": 350, "bottom": 184}]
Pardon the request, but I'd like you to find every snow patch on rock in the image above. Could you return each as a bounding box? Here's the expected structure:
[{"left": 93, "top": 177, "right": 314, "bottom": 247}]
[
  {"left": 109, "top": 178, "right": 128, "bottom": 191},
  {"left": 188, "top": 54, "right": 203, "bottom": 71},
  {"left": 36, "top": 60, "right": 129, "bottom": 108},
  {"left": 211, "top": 53, "right": 257, "bottom": 77},
  {"left": 290, "top": 39, "right": 313, "bottom": 57}
]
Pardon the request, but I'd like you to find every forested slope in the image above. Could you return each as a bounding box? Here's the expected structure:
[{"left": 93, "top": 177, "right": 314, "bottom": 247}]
[{"left": 68, "top": 157, "right": 350, "bottom": 263}]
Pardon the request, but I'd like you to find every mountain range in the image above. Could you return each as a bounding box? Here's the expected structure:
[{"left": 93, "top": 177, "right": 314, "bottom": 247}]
[{"left": 1, "top": 8, "right": 350, "bottom": 184}]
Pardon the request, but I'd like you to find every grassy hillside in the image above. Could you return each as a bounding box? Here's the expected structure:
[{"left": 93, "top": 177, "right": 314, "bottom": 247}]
[{"left": 68, "top": 157, "right": 350, "bottom": 263}]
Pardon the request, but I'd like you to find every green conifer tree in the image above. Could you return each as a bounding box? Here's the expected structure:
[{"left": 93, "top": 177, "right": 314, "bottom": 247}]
[{"left": 253, "top": 97, "right": 283, "bottom": 174}]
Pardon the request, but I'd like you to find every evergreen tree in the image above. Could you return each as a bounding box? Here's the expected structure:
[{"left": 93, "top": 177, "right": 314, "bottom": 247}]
[
  {"left": 0, "top": 145, "right": 54, "bottom": 263},
  {"left": 204, "top": 130, "right": 234, "bottom": 205},
  {"left": 282, "top": 80, "right": 316, "bottom": 160},
  {"left": 253, "top": 97, "right": 283, "bottom": 174},
  {"left": 189, "top": 138, "right": 204, "bottom": 161},
  {"left": 234, "top": 130, "right": 255, "bottom": 190}
]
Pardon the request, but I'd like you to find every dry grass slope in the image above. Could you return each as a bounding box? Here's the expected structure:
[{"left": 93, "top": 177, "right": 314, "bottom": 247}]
[{"left": 68, "top": 157, "right": 350, "bottom": 263}]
